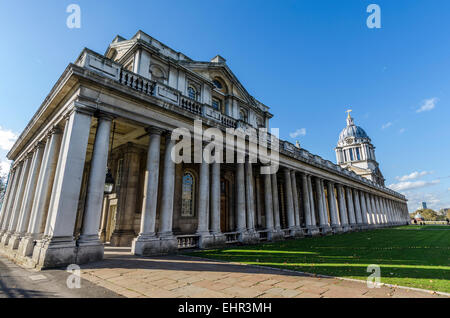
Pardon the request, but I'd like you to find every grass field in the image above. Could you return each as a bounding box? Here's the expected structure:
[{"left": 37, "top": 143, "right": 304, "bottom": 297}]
[{"left": 186, "top": 225, "right": 450, "bottom": 293}]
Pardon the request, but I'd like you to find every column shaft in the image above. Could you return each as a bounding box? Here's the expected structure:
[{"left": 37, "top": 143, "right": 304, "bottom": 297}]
[{"left": 79, "top": 116, "right": 112, "bottom": 242}]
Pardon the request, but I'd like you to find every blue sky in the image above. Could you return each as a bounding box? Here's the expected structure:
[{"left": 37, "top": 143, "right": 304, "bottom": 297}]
[{"left": 0, "top": 0, "right": 449, "bottom": 211}]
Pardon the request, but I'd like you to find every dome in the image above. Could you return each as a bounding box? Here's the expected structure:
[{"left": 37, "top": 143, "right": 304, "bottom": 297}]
[
  {"left": 338, "top": 112, "right": 370, "bottom": 143},
  {"left": 339, "top": 125, "right": 369, "bottom": 141}
]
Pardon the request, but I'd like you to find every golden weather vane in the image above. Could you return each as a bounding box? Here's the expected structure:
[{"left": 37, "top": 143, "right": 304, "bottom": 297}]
[{"left": 346, "top": 109, "right": 352, "bottom": 117}]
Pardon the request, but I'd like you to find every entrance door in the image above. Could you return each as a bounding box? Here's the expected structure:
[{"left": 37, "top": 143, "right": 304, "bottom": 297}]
[{"left": 220, "top": 178, "right": 229, "bottom": 232}]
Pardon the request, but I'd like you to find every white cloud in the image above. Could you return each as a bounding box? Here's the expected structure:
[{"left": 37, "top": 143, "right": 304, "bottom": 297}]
[
  {"left": 0, "top": 126, "right": 18, "bottom": 151},
  {"left": 289, "top": 128, "right": 306, "bottom": 139},
  {"left": 381, "top": 122, "right": 392, "bottom": 129},
  {"left": 416, "top": 97, "right": 438, "bottom": 113},
  {"left": 395, "top": 171, "right": 433, "bottom": 181},
  {"left": 388, "top": 179, "right": 440, "bottom": 192},
  {"left": 0, "top": 160, "right": 11, "bottom": 177},
  {"left": 399, "top": 128, "right": 406, "bottom": 134}
]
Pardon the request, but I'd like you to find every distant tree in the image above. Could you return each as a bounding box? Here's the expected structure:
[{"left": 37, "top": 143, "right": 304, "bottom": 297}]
[
  {"left": 413, "top": 208, "right": 442, "bottom": 221},
  {"left": 0, "top": 170, "right": 6, "bottom": 207}
]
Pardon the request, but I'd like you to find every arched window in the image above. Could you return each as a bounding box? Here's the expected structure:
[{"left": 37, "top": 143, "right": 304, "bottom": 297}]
[
  {"left": 181, "top": 171, "right": 195, "bottom": 217},
  {"left": 239, "top": 109, "right": 248, "bottom": 122},
  {"left": 187, "top": 86, "right": 197, "bottom": 100},
  {"left": 213, "top": 79, "right": 223, "bottom": 90}
]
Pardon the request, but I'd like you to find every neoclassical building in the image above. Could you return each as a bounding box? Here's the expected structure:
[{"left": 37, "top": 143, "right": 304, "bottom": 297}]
[{"left": 0, "top": 30, "right": 409, "bottom": 269}]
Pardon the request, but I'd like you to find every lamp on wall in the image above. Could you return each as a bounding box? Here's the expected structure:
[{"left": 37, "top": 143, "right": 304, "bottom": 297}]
[{"left": 104, "top": 121, "right": 116, "bottom": 194}]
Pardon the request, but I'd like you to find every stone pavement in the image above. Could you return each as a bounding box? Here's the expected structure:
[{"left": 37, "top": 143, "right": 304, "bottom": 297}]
[
  {"left": 78, "top": 246, "right": 447, "bottom": 298},
  {"left": 0, "top": 253, "right": 121, "bottom": 298}
]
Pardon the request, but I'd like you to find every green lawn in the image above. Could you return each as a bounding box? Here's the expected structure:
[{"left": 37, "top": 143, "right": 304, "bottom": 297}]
[{"left": 185, "top": 225, "right": 450, "bottom": 293}]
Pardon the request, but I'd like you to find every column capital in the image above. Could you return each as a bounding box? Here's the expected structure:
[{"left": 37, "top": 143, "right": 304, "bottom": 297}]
[
  {"left": 145, "top": 126, "right": 165, "bottom": 135},
  {"left": 94, "top": 111, "right": 114, "bottom": 121},
  {"left": 47, "top": 125, "right": 62, "bottom": 137},
  {"left": 34, "top": 140, "right": 46, "bottom": 150}
]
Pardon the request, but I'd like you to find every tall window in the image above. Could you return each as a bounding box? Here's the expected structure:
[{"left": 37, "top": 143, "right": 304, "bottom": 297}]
[
  {"left": 355, "top": 147, "right": 361, "bottom": 160},
  {"left": 212, "top": 98, "right": 221, "bottom": 110},
  {"left": 181, "top": 172, "right": 195, "bottom": 217},
  {"left": 239, "top": 109, "right": 248, "bottom": 122},
  {"left": 349, "top": 149, "right": 354, "bottom": 161},
  {"left": 188, "top": 86, "right": 197, "bottom": 100}
]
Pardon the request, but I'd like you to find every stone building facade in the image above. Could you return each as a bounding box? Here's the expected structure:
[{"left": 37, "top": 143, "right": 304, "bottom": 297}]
[{"left": 0, "top": 30, "right": 409, "bottom": 269}]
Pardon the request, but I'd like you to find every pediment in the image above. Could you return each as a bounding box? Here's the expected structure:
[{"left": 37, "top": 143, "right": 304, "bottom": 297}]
[{"left": 183, "top": 62, "right": 257, "bottom": 107}]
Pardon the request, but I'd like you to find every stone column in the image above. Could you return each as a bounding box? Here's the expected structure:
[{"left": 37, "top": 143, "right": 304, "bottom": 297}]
[
  {"left": 255, "top": 175, "right": 263, "bottom": 228},
  {"left": 290, "top": 170, "right": 301, "bottom": 235},
  {"left": 359, "top": 191, "right": 369, "bottom": 227},
  {"left": 374, "top": 196, "right": 381, "bottom": 225},
  {"left": 283, "top": 168, "right": 295, "bottom": 232},
  {"left": 0, "top": 168, "right": 17, "bottom": 234},
  {"left": 32, "top": 108, "right": 92, "bottom": 269},
  {"left": 301, "top": 174, "right": 312, "bottom": 231},
  {"left": 210, "top": 161, "right": 224, "bottom": 245},
  {"left": 345, "top": 187, "right": 356, "bottom": 230},
  {"left": 271, "top": 173, "right": 281, "bottom": 232},
  {"left": 320, "top": 178, "right": 331, "bottom": 233},
  {"left": 353, "top": 189, "right": 363, "bottom": 228},
  {"left": 364, "top": 193, "right": 373, "bottom": 226},
  {"left": 236, "top": 163, "right": 246, "bottom": 235},
  {"left": 9, "top": 144, "right": 45, "bottom": 249},
  {"left": 314, "top": 177, "right": 327, "bottom": 233},
  {"left": 336, "top": 184, "right": 349, "bottom": 231},
  {"left": 377, "top": 197, "right": 385, "bottom": 225},
  {"left": 369, "top": 195, "right": 378, "bottom": 226},
  {"left": 307, "top": 175, "right": 318, "bottom": 234},
  {"left": 387, "top": 200, "right": 394, "bottom": 225},
  {"left": 18, "top": 128, "right": 62, "bottom": 257},
  {"left": 158, "top": 135, "right": 177, "bottom": 251},
  {"left": 77, "top": 115, "right": 112, "bottom": 262},
  {"left": 133, "top": 128, "right": 162, "bottom": 255},
  {"left": 245, "top": 162, "right": 256, "bottom": 233},
  {"left": 0, "top": 165, "right": 21, "bottom": 234},
  {"left": 326, "top": 181, "right": 340, "bottom": 232},
  {"left": 0, "top": 162, "right": 26, "bottom": 247},
  {"left": 196, "top": 159, "right": 211, "bottom": 247},
  {"left": 263, "top": 172, "right": 275, "bottom": 239}
]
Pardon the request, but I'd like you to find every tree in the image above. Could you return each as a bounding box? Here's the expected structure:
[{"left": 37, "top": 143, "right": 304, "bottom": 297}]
[
  {"left": 413, "top": 208, "right": 443, "bottom": 221},
  {"left": 0, "top": 171, "right": 6, "bottom": 207}
]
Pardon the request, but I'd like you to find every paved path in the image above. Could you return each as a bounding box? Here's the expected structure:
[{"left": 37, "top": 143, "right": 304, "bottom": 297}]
[
  {"left": 0, "top": 254, "right": 121, "bottom": 298},
  {"left": 78, "top": 247, "right": 446, "bottom": 298}
]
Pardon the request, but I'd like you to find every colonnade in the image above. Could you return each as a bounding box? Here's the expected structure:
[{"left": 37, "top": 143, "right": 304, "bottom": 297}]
[{"left": 0, "top": 108, "right": 410, "bottom": 268}]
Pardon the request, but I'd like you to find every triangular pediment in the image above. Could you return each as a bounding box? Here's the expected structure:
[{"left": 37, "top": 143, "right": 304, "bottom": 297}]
[{"left": 182, "top": 61, "right": 258, "bottom": 107}]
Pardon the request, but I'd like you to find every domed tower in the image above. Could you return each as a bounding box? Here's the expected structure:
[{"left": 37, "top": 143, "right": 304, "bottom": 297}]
[{"left": 335, "top": 110, "right": 385, "bottom": 186}]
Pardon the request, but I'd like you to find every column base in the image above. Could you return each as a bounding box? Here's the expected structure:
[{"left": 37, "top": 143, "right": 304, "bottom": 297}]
[
  {"left": 32, "top": 236, "right": 77, "bottom": 269},
  {"left": 109, "top": 229, "right": 136, "bottom": 247},
  {"left": 76, "top": 235, "right": 104, "bottom": 264},
  {"left": 132, "top": 235, "right": 178, "bottom": 256},
  {"left": 17, "top": 234, "right": 38, "bottom": 257},
  {"left": 305, "top": 226, "right": 320, "bottom": 236},
  {"left": 197, "top": 232, "right": 215, "bottom": 249},
  {"left": 331, "top": 225, "right": 342, "bottom": 234},
  {"left": 0, "top": 231, "right": 13, "bottom": 247},
  {"left": 239, "top": 230, "right": 260, "bottom": 244},
  {"left": 319, "top": 225, "right": 332, "bottom": 235},
  {"left": 7, "top": 233, "right": 22, "bottom": 250},
  {"left": 269, "top": 229, "right": 285, "bottom": 241},
  {"left": 291, "top": 227, "right": 305, "bottom": 238},
  {"left": 341, "top": 225, "right": 351, "bottom": 232}
]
